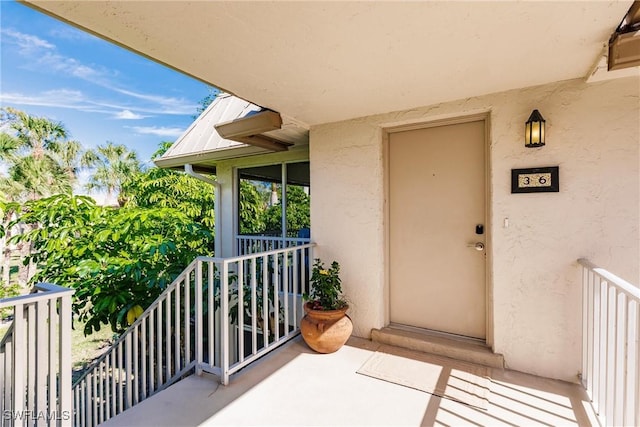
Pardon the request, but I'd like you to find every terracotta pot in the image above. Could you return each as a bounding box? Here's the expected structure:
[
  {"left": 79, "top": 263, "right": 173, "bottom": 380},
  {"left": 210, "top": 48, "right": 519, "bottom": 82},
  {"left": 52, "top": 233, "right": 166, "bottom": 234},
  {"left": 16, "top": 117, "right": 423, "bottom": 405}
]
[{"left": 300, "top": 302, "right": 353, "bottom": 353}]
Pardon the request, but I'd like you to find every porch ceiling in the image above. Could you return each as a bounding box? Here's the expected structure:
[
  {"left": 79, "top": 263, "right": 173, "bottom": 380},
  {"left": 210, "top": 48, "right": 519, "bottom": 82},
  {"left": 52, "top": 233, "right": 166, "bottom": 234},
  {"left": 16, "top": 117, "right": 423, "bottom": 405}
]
[{"left": 22, "top": 1, "right": 633, "bottom": 126}]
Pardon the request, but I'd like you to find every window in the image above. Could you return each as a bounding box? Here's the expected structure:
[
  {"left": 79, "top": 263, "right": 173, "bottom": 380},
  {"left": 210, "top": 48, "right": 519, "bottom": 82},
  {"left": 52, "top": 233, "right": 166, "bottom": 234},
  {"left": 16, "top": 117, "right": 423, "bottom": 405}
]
[{"left": 237, "top": 162, "right": 310, "bottom": 238}]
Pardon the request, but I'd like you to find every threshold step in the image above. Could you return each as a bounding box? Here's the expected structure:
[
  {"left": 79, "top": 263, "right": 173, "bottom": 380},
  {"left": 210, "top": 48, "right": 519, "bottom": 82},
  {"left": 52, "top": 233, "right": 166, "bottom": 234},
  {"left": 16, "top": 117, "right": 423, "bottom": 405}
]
[{"left": 371, "top": 326, "right": 504, "bottom": 369}]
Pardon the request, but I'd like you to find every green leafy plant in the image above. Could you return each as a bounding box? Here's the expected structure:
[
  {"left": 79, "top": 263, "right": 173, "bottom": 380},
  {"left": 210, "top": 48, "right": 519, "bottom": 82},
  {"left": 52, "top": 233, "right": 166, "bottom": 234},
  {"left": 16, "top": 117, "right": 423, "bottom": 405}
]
[
  {"left": 9, "top": 194, "right": 214, "bottom": 335},
  {"left": 0, "top": 279, "right": 21, "bottom": 320},
  {"left": 121, "top": 142, "right": 216, "bottom": 229},
  {"left": 304, "top": 259, "right": 347, "bottom": 311}
]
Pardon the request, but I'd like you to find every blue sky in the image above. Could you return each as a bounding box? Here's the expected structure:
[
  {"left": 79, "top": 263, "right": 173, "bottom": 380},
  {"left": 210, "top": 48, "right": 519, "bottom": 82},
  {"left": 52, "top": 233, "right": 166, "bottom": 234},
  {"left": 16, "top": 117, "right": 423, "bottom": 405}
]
[{"left": 0, "top": 0, "right": 215, "bottom": 165}]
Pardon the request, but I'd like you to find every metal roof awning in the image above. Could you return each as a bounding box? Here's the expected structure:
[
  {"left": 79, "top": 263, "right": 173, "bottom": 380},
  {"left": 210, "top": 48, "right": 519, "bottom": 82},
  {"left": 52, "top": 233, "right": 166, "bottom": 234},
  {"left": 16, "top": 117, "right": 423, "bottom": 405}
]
[
  {"left": 608, "top": 1, "right": 640, "bottom": 71},
  {"left": 154, "top": 94, "right": 309, "bottom": 172}
]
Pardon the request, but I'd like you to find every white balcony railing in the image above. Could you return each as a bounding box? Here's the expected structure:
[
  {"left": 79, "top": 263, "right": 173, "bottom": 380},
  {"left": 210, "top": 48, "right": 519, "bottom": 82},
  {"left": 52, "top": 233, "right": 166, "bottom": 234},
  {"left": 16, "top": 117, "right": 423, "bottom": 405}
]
[
  {"left": 578, "top": 258, "right": 639, "bottom": 427},
  {"left": 0, "top": 283, "right": 75, "bottom": 427},
  {"left": 72, "top": 243, "right": 314, "bottom": 427},
  {"left": 236, "top": 234, "right": 310, "bottom": 256}
]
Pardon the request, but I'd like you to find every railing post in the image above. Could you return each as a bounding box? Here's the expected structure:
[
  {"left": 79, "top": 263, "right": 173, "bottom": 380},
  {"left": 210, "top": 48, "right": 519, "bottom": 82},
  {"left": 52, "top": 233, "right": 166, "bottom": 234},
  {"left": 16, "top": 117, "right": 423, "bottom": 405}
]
[
  {"left": 195, "top": 259, "right": 203, "bottom": 375},
  {"left": 59, "top": 293, "right": 73, "bottom": 426},
  {"left": 237, "top": 260, "right": 244, "bottom": 362},
  {"left": 250, "top": 258, "right": 258, "bottom": 356},
  {"left": 627, "top": 300, "right": 639, "bottom": 426},
  {"left": 48, "top": 299, "right": 57, "bottom": 422},
  {"left": 581, "top": 266, "right": 588, "bottom": 389},
  {"left": 36, "top": 299, "right": 47, "bottom": 427},
  {"left": 13, "top": 303, "right": 25, "bottom": 415},
  {"left": 221, "top": 261, "right": 230, "bottom": 385},
  {"left": 207, "top": 261, "right": 215, "bottom": 369},
  {"left": 262, "top": 254, "right": 269, "bottom": 346}
]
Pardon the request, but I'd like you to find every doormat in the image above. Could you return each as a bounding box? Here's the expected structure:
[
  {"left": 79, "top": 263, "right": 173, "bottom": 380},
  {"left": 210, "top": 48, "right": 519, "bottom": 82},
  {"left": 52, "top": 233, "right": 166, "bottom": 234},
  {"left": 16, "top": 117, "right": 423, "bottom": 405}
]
[{"left": 356, "top": 345, "right": 490, "bottom": 410}]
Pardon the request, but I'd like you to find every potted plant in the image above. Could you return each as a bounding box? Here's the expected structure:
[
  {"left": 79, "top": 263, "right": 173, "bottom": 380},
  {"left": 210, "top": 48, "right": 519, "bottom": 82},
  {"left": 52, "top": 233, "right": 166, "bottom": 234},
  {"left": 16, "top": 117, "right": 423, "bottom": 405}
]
[{"left": 300, "top": 259, "right": 353, "bottom": 353}]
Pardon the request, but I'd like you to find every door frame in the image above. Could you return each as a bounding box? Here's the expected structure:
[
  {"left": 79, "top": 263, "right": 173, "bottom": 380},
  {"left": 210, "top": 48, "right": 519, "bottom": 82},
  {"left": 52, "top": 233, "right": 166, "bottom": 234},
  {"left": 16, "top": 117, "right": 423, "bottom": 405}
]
[{"left": 382, "top": 112, "right": 494, "bottom": 347}]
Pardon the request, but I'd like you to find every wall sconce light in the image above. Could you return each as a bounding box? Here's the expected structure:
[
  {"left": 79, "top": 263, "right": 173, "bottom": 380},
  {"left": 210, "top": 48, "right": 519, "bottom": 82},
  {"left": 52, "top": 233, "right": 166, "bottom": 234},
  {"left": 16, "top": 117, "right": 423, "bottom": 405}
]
[{"left": 525, "top": 109, "right": 545, "bottom": 148}]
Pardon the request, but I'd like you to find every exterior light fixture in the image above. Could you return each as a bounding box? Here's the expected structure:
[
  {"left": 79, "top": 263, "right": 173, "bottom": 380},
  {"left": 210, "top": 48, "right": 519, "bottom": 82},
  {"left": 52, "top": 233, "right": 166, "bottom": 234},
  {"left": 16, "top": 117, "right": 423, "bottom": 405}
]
[{"left": 525, "top": 109, "right": 545, "bottom": 148}]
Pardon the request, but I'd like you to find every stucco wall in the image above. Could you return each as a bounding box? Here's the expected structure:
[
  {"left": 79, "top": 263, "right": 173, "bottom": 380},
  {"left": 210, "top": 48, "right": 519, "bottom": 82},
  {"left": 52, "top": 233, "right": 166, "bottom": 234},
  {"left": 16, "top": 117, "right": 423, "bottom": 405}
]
[{"left": 309, "top": 76, "right": 639, "bottom": 381}]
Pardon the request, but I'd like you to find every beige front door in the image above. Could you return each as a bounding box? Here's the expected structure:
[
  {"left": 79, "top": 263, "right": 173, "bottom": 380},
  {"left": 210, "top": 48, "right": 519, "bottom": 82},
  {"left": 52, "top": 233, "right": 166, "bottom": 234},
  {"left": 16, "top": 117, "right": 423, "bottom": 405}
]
[{"left": 389, "top": 120, "right": 486, "bottom": 339}]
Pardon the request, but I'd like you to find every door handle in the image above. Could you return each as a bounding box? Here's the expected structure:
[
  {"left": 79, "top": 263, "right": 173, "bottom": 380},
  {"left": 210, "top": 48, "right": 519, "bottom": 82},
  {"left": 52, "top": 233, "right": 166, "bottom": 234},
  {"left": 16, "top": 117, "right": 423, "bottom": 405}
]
[{"left": 467, "top": 242, "right": 484, "bottom": 251}]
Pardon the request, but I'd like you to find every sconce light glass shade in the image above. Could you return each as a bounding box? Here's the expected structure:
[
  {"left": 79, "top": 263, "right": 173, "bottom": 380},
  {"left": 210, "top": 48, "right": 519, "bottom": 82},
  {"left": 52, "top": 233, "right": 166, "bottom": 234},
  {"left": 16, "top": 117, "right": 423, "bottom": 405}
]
[{"left": 525, "top": 109, "right": 545, "bottom": 148}]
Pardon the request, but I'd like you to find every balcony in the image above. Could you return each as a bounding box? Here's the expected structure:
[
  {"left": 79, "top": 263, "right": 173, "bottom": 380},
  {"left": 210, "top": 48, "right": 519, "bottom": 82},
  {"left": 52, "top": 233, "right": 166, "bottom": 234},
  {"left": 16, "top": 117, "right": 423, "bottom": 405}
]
[
  {"left": 1, "top": 253, "right": 637, "bottom": 426},
  {"left": 100, "top": 336, "right": 595, "bottom": 426}
]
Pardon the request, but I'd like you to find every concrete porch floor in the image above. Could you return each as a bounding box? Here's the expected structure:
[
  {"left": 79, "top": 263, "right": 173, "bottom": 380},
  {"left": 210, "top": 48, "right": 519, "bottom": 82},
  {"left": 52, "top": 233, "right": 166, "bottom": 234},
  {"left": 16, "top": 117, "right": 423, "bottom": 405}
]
[{"left": 102, "top": 337, "right": 596, "bottom": 426}]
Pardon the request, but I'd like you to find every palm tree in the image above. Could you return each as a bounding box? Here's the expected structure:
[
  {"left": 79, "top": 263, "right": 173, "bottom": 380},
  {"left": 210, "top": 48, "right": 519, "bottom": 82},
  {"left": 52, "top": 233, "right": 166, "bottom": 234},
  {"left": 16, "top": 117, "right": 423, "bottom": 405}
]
[
  {"left": 8, "top": 155, "right": 71, "bottom": 200},
  {"left": 82, "top": 142, "right": 142, "bottom": 206},
  {"left": 50, "top": 139, "right": 83, "bottom": 185},
  {"left": 4, "top": 107, "right": 67, "bottom": 159},
  {"left": 0, "top": 107, "right": 79, "bottom": 201},
  {"left": 0, "top": 107, "right": 83, "bottom": 286},
  {"left": 0, "top": 133, "right": 19, "bottom": 161},
  {"left": 0, "top": 196, "right": 10, "bottom": 288},
  {"left": 3, "top": 107, "right": 68, "bottom": 159}
]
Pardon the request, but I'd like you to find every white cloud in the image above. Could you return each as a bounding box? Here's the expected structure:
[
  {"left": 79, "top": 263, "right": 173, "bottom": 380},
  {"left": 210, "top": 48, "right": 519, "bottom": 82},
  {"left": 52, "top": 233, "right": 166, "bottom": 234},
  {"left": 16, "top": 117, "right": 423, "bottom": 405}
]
[
  {"left": 3, "top": 29, "right": 114, "bottom": 85},
  {"left": 0, "top": 90, "right": 111, "bottom": 114},
  {"left": 1, "top": 28, "right": 55, "bottom": 52},
  {"left": 130, "top": 126, "right": 185, "bottom": 137},
  {"left": 110, "top": 87, "right": 198, "bottom": 115},
  {"left": 1, "top": 90, "right": 161, "bottom": 119},
  {"left": 2, "top": 29, "right": 198, "bottom": 118},
  {"left": 38, "top": 51, "right": 109, "bottom": 82},
  {"left": 48, "top": 27, "right": 94, "bottom": 43},
  {"left": 114, "top": 110, "right": 146, "bottom": 120}
]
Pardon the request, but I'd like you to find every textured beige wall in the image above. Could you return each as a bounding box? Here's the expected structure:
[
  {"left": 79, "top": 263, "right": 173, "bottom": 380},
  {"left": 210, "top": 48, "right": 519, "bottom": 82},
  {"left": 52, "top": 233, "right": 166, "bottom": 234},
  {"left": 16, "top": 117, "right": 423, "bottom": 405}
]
[{"left": 310, "top": 76, "right": 639, "bottom": 381}]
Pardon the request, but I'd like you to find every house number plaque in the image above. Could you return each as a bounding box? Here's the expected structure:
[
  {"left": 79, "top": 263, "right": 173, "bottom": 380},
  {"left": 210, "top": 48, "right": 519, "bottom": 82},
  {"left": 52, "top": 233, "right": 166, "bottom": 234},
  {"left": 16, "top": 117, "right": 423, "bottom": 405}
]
[{"left": 511, "top": 166, "right": 559, "bottom": 193}]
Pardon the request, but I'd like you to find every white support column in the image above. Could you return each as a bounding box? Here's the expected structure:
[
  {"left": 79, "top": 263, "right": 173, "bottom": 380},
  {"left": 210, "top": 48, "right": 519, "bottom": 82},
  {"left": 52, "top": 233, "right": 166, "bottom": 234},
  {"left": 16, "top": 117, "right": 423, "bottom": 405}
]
[{"left": 281, "top": 162, "right": 288, "bottom": 242}]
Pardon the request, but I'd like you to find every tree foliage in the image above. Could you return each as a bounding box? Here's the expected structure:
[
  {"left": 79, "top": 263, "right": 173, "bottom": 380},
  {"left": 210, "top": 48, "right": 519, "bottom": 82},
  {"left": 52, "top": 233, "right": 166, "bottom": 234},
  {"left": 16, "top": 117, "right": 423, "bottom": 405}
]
[
  {"left": 123, "top": 168, "right": 216, "bottom": 228},
  {"left": 122, "top": 142, "right": 216, "bottom": 229},
  {"left": 1, "top": 103, "right": 311, "bottom": 337},
  {"left": 263, "top": 185, "right": 310, "bottom": 235},
  {"left": 10, "top": 194, "right": 214, "bottom": 334},
  {"left": 82, "top": 141, "right": 142, "bottom": 205},
  {"left": 0, "top": 110, "right": 221, "bottom": 335},
  {"left": 239, "top": 180, "right": 266, "bottom": 234},
  {"left": 0, "top": 107, "right": 80, "bottom": 202},
  {"left": 193, "top": 87, "right": 221, "bottom": 119},
  {"left": 1, "top": 107, "right": 68, "bottom": 160}
]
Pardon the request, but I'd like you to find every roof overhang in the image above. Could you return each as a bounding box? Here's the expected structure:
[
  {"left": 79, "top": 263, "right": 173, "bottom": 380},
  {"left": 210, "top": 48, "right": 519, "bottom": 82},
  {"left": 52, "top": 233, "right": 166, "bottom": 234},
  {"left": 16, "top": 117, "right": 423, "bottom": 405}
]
[
  {"left": 20, "top": 1, "right": 636, "bottom": 128},
  {"left": 153, "top": 94, "right": 308, "bottom": 172},
  {"left": 608, "top": 1, "right": 640, "bottom": 70},
  {"left": 214, "top": 110, "right": 291, "bottom": 152}
]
